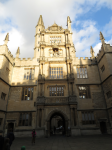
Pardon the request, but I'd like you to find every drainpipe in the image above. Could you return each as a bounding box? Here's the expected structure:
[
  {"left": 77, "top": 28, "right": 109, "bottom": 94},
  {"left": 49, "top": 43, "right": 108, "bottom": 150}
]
[
  {"left": 3, "top": 86, "right": 10, "bottom": 137},
  {"left": 3, "top": 62, "right": 15, "bottom": 137},
  {"left": 96, "top": 58, "right": 111, "bottom": 133}
]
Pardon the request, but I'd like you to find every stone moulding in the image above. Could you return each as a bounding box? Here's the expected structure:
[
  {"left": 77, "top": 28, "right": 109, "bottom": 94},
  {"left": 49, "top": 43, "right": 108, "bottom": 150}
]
[{"left": 36, "top": 96, "right": 77, "bottom": 105}]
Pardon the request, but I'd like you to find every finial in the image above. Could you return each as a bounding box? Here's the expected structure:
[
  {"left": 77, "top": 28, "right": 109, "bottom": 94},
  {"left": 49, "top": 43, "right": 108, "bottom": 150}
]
[
  {"left": 16, "top": 47, "right": 20, "bottom": 58},
  {"left": 90, "top": 46, "right": 95, "bottom": 58},
  {"left": 4, "top": 33, "right": 9, "bottom": 45},
  {"left": 100, "top": 32, "right": 105, "bottom": 44}
]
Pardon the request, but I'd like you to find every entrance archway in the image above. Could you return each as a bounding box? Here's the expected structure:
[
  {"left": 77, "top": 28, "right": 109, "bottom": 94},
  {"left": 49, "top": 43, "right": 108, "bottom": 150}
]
[{"left": 46, "top": 109, "right": 69, "bottom": 137}]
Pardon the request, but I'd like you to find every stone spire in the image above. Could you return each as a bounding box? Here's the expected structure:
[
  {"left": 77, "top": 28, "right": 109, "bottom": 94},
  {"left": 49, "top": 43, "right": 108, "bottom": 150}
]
[
  {"left": 90, "top": 46, "right": 95, "bottom": 58},
  {"left": 37, "top": 15, "right": 44, "bottom": 27},
  {"left": 100, "top": 32, "right": 105, "bottom": 44},
  {"left": 16, "top": 47, "right": 20, "bottom": 58},
  {"left": 67, "top": 16, "right": 72, "bottom": 33},
  {"left": 4, "top": 33, "right": 9, "bottom": 45}
]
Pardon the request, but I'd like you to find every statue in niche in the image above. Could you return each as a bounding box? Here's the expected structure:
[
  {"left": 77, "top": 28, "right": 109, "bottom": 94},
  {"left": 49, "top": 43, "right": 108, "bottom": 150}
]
[{"left": 53, "top": 49, "right": 59, "bottom": 57}]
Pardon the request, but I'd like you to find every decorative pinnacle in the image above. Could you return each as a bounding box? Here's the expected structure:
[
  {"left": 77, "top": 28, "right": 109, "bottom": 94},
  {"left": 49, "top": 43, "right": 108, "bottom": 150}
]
[
  {"left": 100, "top": 32, "right": 105, "bottom": 43},
  {"left": 16, "top": 47, "right": 20, "bottom": 58},
  {"left": 90, "top": 46, "right": 95, "bottom": 58},
  {"left": 16, "top": 47, "right": 20, "bottom": 54},
  {"left": 4, "top": 33, "right": 9, "bottom": 45}
]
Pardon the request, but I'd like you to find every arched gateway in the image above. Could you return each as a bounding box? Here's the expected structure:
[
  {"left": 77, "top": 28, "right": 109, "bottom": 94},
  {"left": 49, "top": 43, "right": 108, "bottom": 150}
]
[{"left": 46, "top": 109, "right": 69, "bottom": 137}]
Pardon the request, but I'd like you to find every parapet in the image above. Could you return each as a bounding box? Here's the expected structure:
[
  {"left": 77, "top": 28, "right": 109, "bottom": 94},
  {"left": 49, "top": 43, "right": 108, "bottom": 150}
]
[
  {"left": 0, "top": 45, "right": 14, "bottom": 65},
  {"left": 96, "top": 42, "right": 112, "bottom": 63},
  {"left": 73, "top": 57, "right": 97, "bottom": 66}
]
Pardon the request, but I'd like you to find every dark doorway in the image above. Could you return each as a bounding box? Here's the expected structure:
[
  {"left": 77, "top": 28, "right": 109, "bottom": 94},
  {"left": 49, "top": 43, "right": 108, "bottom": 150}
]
[
  {"left": 8, "top": 123, "right": 14, "bottom": 133},
  {"left": 100, "top": 122, "right": 107, "bottom": 134},
  {"left": 50, "top": 113, "right": 65, "bottom": 136}
]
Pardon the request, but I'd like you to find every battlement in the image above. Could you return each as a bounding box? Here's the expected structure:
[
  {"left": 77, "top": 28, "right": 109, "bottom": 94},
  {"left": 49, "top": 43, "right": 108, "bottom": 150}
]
[
  {"left": 73, "top": 57, "right": 97, "bottom": 65},
  {"left": 0, "top": 45, "right": 15, "bottom": 65},
  {"left": 96, "top": 42, "right": 112, "bottom": 63}
]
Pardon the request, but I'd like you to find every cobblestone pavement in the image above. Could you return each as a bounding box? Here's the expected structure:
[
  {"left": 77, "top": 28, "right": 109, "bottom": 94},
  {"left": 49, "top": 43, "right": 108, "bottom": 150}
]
[{"left": 11, "top": 135, "right": 112, "bottom": 150}]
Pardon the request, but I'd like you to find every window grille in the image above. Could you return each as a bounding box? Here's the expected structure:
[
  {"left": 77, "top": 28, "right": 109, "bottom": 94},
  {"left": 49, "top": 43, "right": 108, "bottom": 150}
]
[
  {"left": 76, "top": 67, "right": 88, "bottom": 78},
  {"left": 19, "top": 113, "right": 32, "bottom": 126},
  {"left": 82, "top": 111, "right": 95, "bottom": 125},
  {"left": 106, "top": 91, "right": 111, "bottom": 99},
  {"left": 24, "top": 68, "right": 34, "bottom": 80},
  {"left": 49, "top": 86, "right": 64, "bottom": 96},
  {"left": 78, "top": 86, "right": 91, "bottom": 99},
  {"left": 49, "top": 67, "right": 63, "bottom": 79},
  {"left": 1, "top": 92, "right": 6, "bottom": 100},
  {"left": 101, "top": 65, "right": 105, "bottom": 72},
  {"left": 50, "top": 36, "right": 61, "bottom": 44},
  {"left": 22, "top": 87, "right": 33, "bottom": 100}
]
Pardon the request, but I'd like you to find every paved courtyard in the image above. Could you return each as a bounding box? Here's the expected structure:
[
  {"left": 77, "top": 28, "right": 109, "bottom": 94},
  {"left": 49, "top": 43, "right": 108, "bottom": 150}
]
[{"left": 11, "top": 135, "right": 112, "bottom": 150}]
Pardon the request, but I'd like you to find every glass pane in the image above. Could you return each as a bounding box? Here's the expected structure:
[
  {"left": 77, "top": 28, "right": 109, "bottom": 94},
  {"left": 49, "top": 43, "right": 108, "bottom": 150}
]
[
  {"left": 91, "top": 113, "right": 94, "bottom": 120},
  {"left": 88, "top": 113, "right": 91, "bottom": 120},
  {"left": 85, "top": 113, "right": 88, "bottom": 120},
  {"left": 80, "top": 74, "right": 82, "bottom": 78},
  {"left": 82, "top": 113, "right": 84, "bottom": 121}
]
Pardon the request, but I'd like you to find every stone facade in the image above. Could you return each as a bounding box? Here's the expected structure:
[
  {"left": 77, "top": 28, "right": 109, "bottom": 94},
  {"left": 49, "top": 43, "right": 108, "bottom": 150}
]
[{"left": 0, "top": 15, "right": 112, "bottom": 137}]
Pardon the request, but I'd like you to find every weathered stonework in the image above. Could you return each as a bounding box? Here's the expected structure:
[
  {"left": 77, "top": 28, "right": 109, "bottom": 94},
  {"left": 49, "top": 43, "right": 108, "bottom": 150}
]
[{"left": 0, "top": 15, "right": 112, "bottom": 137}]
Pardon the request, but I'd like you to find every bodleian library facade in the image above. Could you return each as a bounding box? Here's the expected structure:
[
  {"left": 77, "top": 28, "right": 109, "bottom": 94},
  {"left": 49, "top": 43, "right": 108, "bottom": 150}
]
[{"left": 0, "top": 15, "right": 112, "bottom": 137}]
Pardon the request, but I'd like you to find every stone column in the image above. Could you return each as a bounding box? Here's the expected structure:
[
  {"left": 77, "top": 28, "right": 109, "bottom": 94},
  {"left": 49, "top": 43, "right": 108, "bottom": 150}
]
[
  {"left": 66, "top": 34, "right": 68, "bottom": 43},
  {"left": 36, "top": 108, "right": 38, "bottom": 128},
  {"left": 40, "top": 47, "right": 42, "bottom": 57},
  {"left": 42, "top": 83, "right": 44, "bottom": 96},
  {"left": 41, "top": 64, "right": 43, "bottom": 75},
  {"left": 74, "top": 108, "right": 76, "bottom": 126},
  {"left": 67, "top": 63, "right": 70, "bottom": 76},
  {"left": 37, "top": 109, "right": 39, "bottom": 127},
  {"left": 70, "top": 108, "right": 74, "bottom": 127},
  {"left": 43, "top": 48, "right": 44, "bottom": 57}
]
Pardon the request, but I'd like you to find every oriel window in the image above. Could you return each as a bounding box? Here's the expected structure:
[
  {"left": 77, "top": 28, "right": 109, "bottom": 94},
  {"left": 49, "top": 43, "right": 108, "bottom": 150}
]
[
  {"left": 50, "top": 67, "right": 63, "bottom": 79},
  {"left": 76, "top": 67, "right": 88, "bottom": 78},
  {"left": 22, "top": 87, "right": 33, "bottom": 100},
  {"left": 78, "top": 86, "right": 90, "bottom": 99},
  {"left": 49, "top": 86, "right": 64, "bottom": 96},
  {"left": 19, "top": 113, "right": 32, "bottom": 126},
  {"left": 24, "top": 68, "right": 35, "bottom": 80}
]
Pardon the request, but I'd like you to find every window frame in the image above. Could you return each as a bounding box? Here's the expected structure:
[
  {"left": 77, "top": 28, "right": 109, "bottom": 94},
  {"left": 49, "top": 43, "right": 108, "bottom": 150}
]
[
  {"left": 1, "top": 92, "right": 6, "bottom": 100},
  {"left": 49, "top": 86, "right": 64, "bottom": 96},
  {"left": 49, "top": 67, "right": 63, "bottom": 79},
  {"left": 24, "top": 68, "right": 35, "bottom": 80},
  {"left": 101, "top": 65, "right": 105, "bottom": 72},
  {"left": 19, "top": 113, "right": 32, "bottom": 126},
  {"left": 21, "top": 87, "right": 33, "bottom": 101},
  {"left": 78, "top": 85, "right": 91, "bottom": 99},
  {"left": 76, "top": 67, "right": 88, "bottom": 79},
  {"left": 106, "top": 91, "right": 111, "bottom": 99},
  {"left": 82, "top": 111, "right": 95, "bottom": 125}
]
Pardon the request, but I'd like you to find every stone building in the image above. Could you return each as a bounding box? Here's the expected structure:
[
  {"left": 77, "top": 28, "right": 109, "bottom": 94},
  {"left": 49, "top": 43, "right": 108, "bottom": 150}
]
[{"left": 0, "top": 15, "right": 112, "bottom": 137}]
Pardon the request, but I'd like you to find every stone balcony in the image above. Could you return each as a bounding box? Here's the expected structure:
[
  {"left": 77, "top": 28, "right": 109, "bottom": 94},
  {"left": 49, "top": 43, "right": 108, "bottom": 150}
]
[{"left": 36, "top": 96, "right": 77, "bottom": 106}]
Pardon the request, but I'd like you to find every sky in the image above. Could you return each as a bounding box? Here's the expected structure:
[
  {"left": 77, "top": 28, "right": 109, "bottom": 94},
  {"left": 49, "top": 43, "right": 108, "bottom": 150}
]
[{"left": 0, "top": 0, "right": 112, "bottom": 59}]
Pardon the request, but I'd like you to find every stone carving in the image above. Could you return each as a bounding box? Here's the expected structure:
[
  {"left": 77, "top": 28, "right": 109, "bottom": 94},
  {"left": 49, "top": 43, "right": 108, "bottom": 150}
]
[
  {"left": 4, "top": 33, "right": 9, "bottom": 45},
  {"left": 68, "top": 96, "right": 77, "bottom": 104},
  {"left": 90, "top": 46, "right": 95, "bottom": 58},
  {"left": 37, "top": 97, "right": 45, "bottom": 104},
  {"left": 45, "top": 97, "right": 68, "bottom": 104},
  {"left": 16, "top": 47, "right": 20, "bottom": 58},
  {"left": 100, "top": 32, "right": 105, "bottom": 43},
  {"left": 49, "top": 48, "right": 63, "bottom": 57}
]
